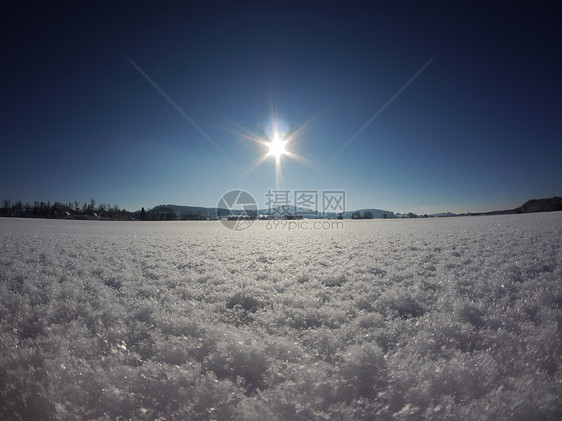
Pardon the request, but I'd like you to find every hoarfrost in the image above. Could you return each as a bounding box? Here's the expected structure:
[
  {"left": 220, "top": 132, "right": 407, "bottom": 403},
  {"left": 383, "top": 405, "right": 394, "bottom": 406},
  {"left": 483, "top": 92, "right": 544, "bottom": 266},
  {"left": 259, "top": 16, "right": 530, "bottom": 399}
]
[{"left": 0, "top": 213, "right": 561, "bottom": 419}]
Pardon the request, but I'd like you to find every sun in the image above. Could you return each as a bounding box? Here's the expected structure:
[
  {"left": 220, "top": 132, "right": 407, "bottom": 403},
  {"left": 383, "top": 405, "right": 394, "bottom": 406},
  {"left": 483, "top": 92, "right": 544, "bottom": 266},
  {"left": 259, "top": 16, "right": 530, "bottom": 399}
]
[
  {"left": 267, "top": 133, "right": 287, "bottom": 159},
  {"left": 230, "top": 115, "right": 314, "bottom": 188}
]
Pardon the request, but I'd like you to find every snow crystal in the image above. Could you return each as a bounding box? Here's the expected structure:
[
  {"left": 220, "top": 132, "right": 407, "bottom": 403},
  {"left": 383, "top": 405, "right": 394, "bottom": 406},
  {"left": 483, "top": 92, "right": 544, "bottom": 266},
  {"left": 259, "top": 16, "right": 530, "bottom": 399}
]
[{"left": 0, "top": 213, "right": 561, "bottom": 419}]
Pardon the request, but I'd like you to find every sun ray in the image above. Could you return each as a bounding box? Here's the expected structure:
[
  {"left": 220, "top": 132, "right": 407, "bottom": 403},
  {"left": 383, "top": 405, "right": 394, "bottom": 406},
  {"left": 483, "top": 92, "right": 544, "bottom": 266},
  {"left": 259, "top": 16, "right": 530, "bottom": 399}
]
[
  {"left": 283, "top": 151, "right": 318, "bottom": 169},
  {"left": 275, "top": 153, "right": 282, "bottom": 190},
  {"left": 215, "top": 94, "right": 335, "bottom": 181},
  {"left": 283, "top": 103, "right": 337, "bottom": 146},
  {"left": 240, "top": 154, "right": 270, "bottom": 176},
  {"left": 218, "top": 115, "right": 272, "bottom": 148}
]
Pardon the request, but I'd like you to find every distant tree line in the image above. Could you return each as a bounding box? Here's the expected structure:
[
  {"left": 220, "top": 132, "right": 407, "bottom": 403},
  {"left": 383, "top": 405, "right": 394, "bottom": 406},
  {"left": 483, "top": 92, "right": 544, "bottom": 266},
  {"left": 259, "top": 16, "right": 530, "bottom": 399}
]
[
  {"left": 146, "top": 205, "right": 208, "bottom": 221},
  {"left": 351, "top": 211, "right": 425, "bottom": 219},
  {"left": 0, "top": 200, "right": 215, "bottom": 221},
  {"left": 4, "top": 196, "right": 558, "bottom": 221},
  {"left": 0, "top": 199, "right": 133, "bottom": 220},
  {"left": 351, "top": 211, "right": 374, "bottom": 219},
  {"left": 351, "top": 211, "right": 381, "bottom": 219}
]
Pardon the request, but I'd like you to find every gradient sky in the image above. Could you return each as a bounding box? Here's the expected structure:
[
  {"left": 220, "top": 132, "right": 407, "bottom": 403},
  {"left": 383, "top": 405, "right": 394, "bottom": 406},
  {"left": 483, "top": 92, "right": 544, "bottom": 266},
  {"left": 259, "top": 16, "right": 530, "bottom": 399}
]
[{"left": 1, "top": 1, "right": 560, "bottom": 214}]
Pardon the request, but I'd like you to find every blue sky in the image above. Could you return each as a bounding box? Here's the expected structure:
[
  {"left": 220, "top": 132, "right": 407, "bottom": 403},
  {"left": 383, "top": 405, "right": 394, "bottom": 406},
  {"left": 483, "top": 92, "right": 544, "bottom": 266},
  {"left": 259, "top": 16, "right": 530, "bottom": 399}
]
[{"left": 1, "top": 1, "right": 560, "bottom": 214}]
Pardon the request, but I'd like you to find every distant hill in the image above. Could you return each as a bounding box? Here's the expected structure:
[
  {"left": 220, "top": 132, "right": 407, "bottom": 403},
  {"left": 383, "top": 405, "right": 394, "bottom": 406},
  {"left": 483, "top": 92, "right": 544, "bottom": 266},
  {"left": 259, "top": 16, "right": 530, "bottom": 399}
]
[
  {"left": 516, "top": 197, "right": 562, "bottom": 214},
  {"left": 455, "top": 197, "right": 561, "bottom": 217},
  {"left": 146, "top": 204, "right": 396, "bottom": 219},
  {"left": 143, "top": 197, "right": 562, "bottom": 221},
  {"left": 2, "top": 196, "right": 559, "bottom": 222}
]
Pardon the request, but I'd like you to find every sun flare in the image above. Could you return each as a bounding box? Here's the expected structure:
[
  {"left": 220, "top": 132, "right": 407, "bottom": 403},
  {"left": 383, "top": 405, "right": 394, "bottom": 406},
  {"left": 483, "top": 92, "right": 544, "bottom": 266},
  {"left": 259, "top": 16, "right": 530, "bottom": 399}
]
[
  {"left": 267, "top": 134, "right": 287, "bottom": 159},
  {"left": 229, "top": 114, "right": 316, "bottom": 188}
]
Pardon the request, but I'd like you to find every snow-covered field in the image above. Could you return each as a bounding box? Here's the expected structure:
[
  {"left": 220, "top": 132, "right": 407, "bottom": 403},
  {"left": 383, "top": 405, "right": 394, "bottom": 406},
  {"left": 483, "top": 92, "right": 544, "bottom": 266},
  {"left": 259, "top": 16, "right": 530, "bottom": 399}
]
[{"left": 1, "top": 213, "right": 561, "bottom": 420}]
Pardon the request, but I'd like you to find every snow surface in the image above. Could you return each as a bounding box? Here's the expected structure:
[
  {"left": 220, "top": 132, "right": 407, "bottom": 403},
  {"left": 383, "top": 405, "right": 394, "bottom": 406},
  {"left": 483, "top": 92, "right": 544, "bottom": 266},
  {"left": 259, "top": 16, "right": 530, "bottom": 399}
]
[{"left": 0, "top": 213, "right": 561, "bottom": 420}]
